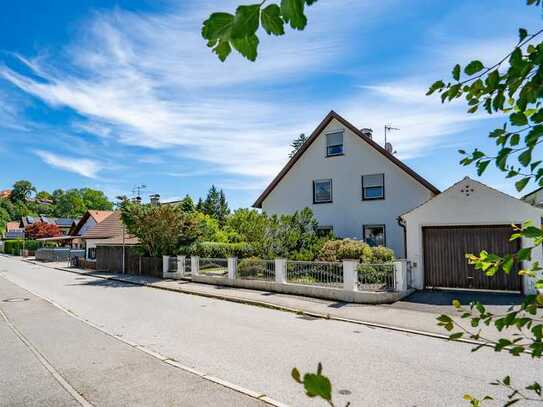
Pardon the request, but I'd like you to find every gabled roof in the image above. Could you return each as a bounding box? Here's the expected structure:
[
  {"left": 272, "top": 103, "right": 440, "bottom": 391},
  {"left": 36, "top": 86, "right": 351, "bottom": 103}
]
[
  {"left": 70, "top": 210, "right": 114, "bottom": 236},
  {"left": 252, "top": 110, "right": 440, "bottom": 208},
  {"left": 82, "top": 211, "right": 137, "bottom": 243},
  {"left": 521, "top": 185, "right": 543, "bottom": 200}
]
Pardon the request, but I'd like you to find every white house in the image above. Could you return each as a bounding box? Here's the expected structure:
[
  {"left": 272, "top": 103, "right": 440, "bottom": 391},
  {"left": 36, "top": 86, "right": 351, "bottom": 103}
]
[
  {"left": 401, "top": 177, "right": 543, "bottom": 294},
  {"left": 253, "top": 111, "right": 440, "bottom": 256},
  {"left": 522, "top": 186, "right": 543, "bottom": 207}
]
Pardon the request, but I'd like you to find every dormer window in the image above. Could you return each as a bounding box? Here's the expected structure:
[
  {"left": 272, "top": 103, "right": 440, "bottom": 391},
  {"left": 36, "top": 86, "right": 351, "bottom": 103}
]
[{"left": 326, "top": 131, "right": 343, "bottom": 157}]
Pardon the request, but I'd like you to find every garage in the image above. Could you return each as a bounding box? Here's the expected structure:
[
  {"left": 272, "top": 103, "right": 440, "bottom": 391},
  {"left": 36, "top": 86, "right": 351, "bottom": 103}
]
[
  {"left": 401, "top": 177, "right": 543, "bottom": 294},
  {"left": 423, "top": 225, "right": 521, "bottom": 291}
]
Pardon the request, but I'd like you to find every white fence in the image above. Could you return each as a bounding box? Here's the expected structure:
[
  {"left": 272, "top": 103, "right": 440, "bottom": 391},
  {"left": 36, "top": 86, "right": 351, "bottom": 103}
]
[{"left": 162, "top": 256, "right": 412, "bottom": 304}]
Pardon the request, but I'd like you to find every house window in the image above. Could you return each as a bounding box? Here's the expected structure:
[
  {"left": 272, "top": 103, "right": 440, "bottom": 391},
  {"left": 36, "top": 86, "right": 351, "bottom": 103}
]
[
  {"left": 88, "top": 247, "right": 96, "bottom": 260},
  {"left": 363, "top": 225, "right": 385, "bottom": 247},
  {"left": 313, "top": 179, "right": 332, "bottom": 203},
  {"left": 316, "top": 226, "right": 333, "bottom": 237},
  {"left": 326, "top": 131, "right": 343, "bottom": 156},
  {"left": 362, "top": 173, "right": 385, "bottom": 200}
]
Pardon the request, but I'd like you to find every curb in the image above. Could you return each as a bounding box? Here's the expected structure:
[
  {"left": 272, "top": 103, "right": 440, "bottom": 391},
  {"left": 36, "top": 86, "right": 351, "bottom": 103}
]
[
  {"left": 36, "top": 261, "right": 498, "bottom": 350},
  {"left": 0, "top": 269, "right": 286, "bottom": 407}
]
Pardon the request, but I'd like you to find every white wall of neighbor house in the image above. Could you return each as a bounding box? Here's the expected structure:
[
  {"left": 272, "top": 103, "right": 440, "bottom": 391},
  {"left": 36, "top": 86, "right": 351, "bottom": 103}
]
[
  {"left": 260, "top": 118, "right": 435, "bottom": 256},
  {"left": 84, "top": 240, "right": 98, "bottom": 261},
  {"left": 402, "top": 178, "right": 543, "bottom": 294}
]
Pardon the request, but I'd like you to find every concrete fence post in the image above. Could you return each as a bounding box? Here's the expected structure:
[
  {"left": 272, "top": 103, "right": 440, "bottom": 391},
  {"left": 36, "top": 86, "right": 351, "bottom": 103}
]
[
  {"left": 191, "top": 256, "right": 200, "bottom": 276},
  {"left": 177, "top": 255, "right": 186, "bottom": 276},
  {"left": 394, "top": 260, "right": 408, "bottom": 292},
  {"left": 343, "top": 259, "right": 359, "bottom": 291},
  {"left": 228, "top": 257, "right": 237, "bottom": 280},
  {"left": 275, "top": 258, "right": 287, "bottom": 284},
  {"left": 162, "top": 255, "right": 170, "bottom": 278}
]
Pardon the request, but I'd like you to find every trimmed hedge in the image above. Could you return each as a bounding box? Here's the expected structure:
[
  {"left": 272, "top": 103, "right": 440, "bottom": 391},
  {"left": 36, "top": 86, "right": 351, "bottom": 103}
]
[
  {"left": 317, "top": 239, "right": 394, "bottom": 263},
  {"left": 179, "top": 241, "right": 255, "bottom": 258},
  {"left": 3, "top": 239, "right": 51, "bottom": 255}
]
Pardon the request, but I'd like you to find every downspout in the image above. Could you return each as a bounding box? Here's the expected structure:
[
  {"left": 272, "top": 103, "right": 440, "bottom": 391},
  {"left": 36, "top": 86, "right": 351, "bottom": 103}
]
[{"left": 397, "top": 216, "right": 407, "bottom": 259}]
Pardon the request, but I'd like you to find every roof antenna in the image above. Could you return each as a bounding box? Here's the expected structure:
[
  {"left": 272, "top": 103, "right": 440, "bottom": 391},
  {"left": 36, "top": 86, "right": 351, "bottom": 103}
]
[{"left": 384, "top": 125, "right": 399, "bottom": 154}]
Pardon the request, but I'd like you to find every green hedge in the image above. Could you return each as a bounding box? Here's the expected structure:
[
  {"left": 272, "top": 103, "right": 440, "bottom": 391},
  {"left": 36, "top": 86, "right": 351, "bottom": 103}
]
[
  {"left": 3, "top": 239, "right": 45, "bottom": 255},
  {"left": 179, "top": 241, "right": 255, "bottom": 258}
]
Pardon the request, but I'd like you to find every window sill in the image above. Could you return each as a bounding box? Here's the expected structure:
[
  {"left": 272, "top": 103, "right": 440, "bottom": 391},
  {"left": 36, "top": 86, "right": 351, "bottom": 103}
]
[
  {"left": 313, "top": 201, "right": 333, "bottom": 205},
  {"left": 325, "top": 153, "right": 344, "bottom": 158},
  {"left": 362, "top": 197, "right": 385, "bottom": 201}
]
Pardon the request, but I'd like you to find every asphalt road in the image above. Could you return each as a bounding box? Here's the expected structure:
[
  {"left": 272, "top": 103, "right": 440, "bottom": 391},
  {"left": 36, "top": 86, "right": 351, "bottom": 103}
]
[{"left": 1, "top": 256, "right": 541, "bottom": 406}]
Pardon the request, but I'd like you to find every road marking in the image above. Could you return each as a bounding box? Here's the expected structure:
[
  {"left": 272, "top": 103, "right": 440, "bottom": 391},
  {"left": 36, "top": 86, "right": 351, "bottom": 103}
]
[
  {"left": 0, "top": 272, "right": 287, "bottom": 407},
  {"left": 0, "top": 307, "right": 94, "bottom": 407}
]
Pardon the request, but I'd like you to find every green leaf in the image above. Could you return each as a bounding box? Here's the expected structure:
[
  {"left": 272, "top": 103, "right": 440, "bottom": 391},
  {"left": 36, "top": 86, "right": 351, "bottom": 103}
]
[
  {"left": 281, "top": 0, "right": 307, "bottom": 30},
  {"left": 486, "top": 70, "right": 500, "bottom": 90},
  {"left": 515, "top": 177, "right": 530, "bottom": 192},
  {"left": 202, "top": 12, "right": 235, "bottom": 45},
  {"left": 519, "top": 28, "right": 528, "bottom": 41},
  {"left": 518, "top": 149, "right": 532, "bottom": 167},
  {"left": 261, "top": 4, "right": 285, "bottom": 35},
  {"left": 477, "top": 160, "right": 491, "bottom": 176},
  {"left": 531, "top": 108, "right": 543, "bottom": 123},
  {"left": 426, "top": 80, "right": 445, "bottom": 95},
  {"left": 231, "top": 34, "right": 259, "bottom": 61},
  {"left": 303, "top": 372, "right": 332, "bottom": 401},
  {"left": 291, "top": 368, "right": 302, "bottom": 383},
  {"left": 464, "top": 60, "right": 485, "bottom": 75},
  {"left": 231, "top": 4, "right": 261, "bottom": 39},
  {"left": 452, "top": 64, "right": 461, "bottom": 81},
  {"left": 449, "top": 332, "right": 464, "bottom": 340},
  {"left": 510, "top": 112, "right": 528, "bottom": 126},
  {"left": 213, "top": 40, "right": 231, "bottom": 62},
  {"left": 305, "top": 0, "right": 318, "bottom": 4}
]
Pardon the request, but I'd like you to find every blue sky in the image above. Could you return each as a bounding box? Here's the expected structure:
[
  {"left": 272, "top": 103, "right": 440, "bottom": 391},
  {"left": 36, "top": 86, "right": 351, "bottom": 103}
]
[{"left": 0, "top": 1, "right": 540, "bottom": 207}]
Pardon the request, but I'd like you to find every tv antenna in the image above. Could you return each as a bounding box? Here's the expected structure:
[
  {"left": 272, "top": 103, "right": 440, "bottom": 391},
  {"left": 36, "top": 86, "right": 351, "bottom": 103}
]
[
  {"left": 132, "top": 184, "right": 147, "bottom": 202},
  {"left": 384, "top": 125, "right": 400, "bottom": 146}
]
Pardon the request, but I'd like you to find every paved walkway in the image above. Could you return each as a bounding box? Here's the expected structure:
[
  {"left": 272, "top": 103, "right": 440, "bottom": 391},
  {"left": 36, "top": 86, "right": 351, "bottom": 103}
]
[
  {"left": 0, "top": 272, "right": 267, "bottom": 406},
  {"left": 25, "top": 258, "right": 525, "bottom": 342}
]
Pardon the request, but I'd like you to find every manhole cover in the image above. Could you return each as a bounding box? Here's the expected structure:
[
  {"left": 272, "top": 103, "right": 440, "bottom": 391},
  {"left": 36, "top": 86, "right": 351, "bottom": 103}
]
[{"left": 2, "top": 297, "right": 30, "bottom": 303}]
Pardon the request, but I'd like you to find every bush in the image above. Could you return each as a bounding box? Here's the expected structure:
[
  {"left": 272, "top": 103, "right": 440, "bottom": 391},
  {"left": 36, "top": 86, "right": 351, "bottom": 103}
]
[
  {"left": 237, "top": 257, "right": 269, "bottom": 279},
  {"left": 317, "top": 239, "right": 394, "bottom": 263},
  {"left": 179, "top": 241, "right": 256, "bottom": 258},
  {"left": 3, "top": 239, "right": 41, "bottom": 255}
]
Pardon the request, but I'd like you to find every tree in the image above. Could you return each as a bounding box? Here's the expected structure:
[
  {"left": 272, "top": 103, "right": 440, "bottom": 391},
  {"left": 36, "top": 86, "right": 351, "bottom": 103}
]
[
  {"left": 217, "top": 190, "right": 231, "bottom": 225},
  {"left": 120, "top": 201, "right": 197, "bottom": 257},
  {"left": 200, "top": 185, "right": 230, "bottom": 225},
  {"left": 195, "top": 197, "right": 204, "bottom": 212},
  {"left": 10, "top": 180, "right": 36, "bottom": 203},
  {"left": 53, "top": 189, "right": 86, "bottom": 218},
  {"left": 202, "top": 0, "right": 318, "bottom": 61},
  {"left": 79, "top": 188, "right": 113, "bottom": 211},
  {"left": 180, "top": 195, "right": 195, "bottom": 212},
  {"left": 24, "top": 222, "right": 61, "bottom": 239},
  {"left": 289, "top": 133, "right": 307, "bottom": 158}
]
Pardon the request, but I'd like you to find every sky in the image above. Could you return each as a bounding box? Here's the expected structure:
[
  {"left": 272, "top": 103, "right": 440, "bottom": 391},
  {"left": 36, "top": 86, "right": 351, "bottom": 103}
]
[{"left": 0, "top": 1, "right": 541, "bottom": 208}]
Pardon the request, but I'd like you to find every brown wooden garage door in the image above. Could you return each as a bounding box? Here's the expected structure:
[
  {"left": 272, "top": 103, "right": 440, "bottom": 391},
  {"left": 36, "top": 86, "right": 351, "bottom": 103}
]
[{"left": 423, "top": 225, "right": 522, "bottom": 292}]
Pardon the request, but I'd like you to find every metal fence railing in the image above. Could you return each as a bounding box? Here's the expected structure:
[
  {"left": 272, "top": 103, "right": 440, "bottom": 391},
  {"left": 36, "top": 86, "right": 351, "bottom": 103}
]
[
  {"left": 237, "top": 258, "right": 275, "bottom": 281},
  {"left": 406, "top": 261, "right": 413, "bottom": 288},
  {"left": 199, "top": 258, "right": 228, "bottom": 277},
  {"left": 183, "top": 257, "right": 192, "bottom": 276},
  {"left": 167, "top": 256, "right": 178, "bottom": 273},
  {"left": 358, "top": 263, "right": 396, "bottom": 291},
  {"left": 36, "top": 248, "right": 85, "bottom": 263},
  {"left": 286, "top": 260, "right": 343, "bottom": 288}
]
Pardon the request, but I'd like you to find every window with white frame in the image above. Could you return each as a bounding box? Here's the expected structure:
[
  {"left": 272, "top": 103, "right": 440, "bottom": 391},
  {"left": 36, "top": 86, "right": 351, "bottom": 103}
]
[
  {"left": 326, "top": 131, "right": 343, "bottom": 156},
  {"left": 363, "top": 225, "right": 385, "bottom": 247},
  {"left": 362, "top": 173, "right": 385, "bottom": 200},
  {"left": 313, "top": 179, "right": 332, "bottom": 203}
]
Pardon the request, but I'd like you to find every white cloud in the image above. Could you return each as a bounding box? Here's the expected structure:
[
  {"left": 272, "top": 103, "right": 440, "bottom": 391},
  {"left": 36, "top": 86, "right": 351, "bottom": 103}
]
[{"left": 34, "top": 150, "right": 102, "bottom": 178}]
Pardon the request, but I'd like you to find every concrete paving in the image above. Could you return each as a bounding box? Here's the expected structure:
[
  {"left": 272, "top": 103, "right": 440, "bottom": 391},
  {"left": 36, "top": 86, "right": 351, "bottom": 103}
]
[
  {"left": 0, "top": 271, "right": 265, "bottom": 406},
  {"left": 1, "top": 256, "right": 541, "bottom": 406}
]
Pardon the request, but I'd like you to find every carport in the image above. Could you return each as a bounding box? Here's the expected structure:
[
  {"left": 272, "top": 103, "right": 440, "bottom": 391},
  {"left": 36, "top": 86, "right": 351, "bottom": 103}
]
[{"left": 401, "top": 177, "right": 543, "bottom": 294}]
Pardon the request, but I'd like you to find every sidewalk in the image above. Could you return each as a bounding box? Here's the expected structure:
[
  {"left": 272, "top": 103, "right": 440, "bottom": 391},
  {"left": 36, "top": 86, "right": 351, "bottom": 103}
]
[
  {"left": 0, "top": 274, "right": 269, "bottom": 407},
  {"left": 24, "top": 258, "right": 518, "bottom": 344}
]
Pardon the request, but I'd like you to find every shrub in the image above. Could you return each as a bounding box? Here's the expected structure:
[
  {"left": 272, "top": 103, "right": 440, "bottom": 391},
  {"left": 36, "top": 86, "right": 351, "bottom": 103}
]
[
  {"left": 3, "top": 239, "right": 41, "bottom": 255},
  {"left": 317, "top": 239, "right": 394, "bottom": 263},
  {"left": 237, "top": 257, "right": 270, "bottom": 279},
  {"left": 180, "top": 241, "right": 256, "bottom": 258}
]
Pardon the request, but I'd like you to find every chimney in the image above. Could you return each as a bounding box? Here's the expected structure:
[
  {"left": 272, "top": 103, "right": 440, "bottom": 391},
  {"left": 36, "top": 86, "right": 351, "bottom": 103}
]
[
  {"left": 360, "top": 128, "right": 373, "bottom": 139},
  {"left": 149, "top": 194, "right": 161, "bottom": 206}
]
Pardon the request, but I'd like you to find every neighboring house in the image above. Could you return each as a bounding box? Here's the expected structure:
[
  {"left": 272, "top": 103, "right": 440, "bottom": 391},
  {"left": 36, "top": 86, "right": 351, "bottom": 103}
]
[
  {"left": 68, "top": 210, "right": 113, "bottom": 249},
  {"left": 521, "top": 186, "right": 543, "bottom": 207},
  {"left": 4, "top": 221, "right": 23, "bottom": 239},
  {"left": 0, "top": 189, "right": 11, "bottom": 200},
  {"left": 81, "top": 212, "right": 138, "bottom": 261},
  {"left": 19, "top": 216, "right": 78, "bottom": 236},
  {"left": 401, "top": 177, "right": 543, "bottom": 295},
  {"left": 253, "top": 110, "right": 440, "bottom": 256}
]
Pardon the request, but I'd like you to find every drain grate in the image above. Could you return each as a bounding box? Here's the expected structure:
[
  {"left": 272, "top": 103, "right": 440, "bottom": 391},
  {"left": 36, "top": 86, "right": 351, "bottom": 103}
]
[{"left": 2, "top": 297, "right": 30, "bottom": 303}]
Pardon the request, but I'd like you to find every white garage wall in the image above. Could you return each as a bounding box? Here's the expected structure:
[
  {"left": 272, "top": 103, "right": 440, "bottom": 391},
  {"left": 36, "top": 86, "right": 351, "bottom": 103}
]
[{"left": 402, "top": 177, "right": 543, "bottom": 294}]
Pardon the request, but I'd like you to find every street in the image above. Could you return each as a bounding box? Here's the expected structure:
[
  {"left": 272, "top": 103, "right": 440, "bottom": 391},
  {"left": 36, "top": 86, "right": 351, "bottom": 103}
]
[{"left": 0, "top": 256, "right": 541, "bottom": 406}]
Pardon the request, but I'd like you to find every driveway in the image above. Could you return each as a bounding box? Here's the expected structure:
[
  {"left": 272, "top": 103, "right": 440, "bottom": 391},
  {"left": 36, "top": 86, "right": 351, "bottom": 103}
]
[{"left": 391, "top": 289, "right": 524, "bottom": 314}]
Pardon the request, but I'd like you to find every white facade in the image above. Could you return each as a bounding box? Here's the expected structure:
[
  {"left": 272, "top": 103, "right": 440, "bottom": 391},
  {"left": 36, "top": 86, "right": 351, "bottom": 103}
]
[
  {"left": 257, "top": 114, "right": 437, "bottom": 256},
  {"left": 402, "top": 177, "right": 543, "bottom": 294}
]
